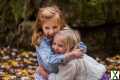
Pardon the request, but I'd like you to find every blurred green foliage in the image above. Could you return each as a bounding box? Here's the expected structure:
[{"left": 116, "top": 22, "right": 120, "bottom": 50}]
[
  {"left": 10, "top": 0, "right": 24, "bottom": 22},
  {"left": 0, "top": 0, "right": 120, "bottom": 57}
]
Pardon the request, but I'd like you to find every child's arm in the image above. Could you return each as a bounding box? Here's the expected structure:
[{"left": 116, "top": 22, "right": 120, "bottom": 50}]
[
  {"left": 37, "top": 39, "right": 86, "bottom": 66},
  {"left": 38, "top": 64, "right": 48, "bottom": 79},
  {"left": 36, "top": 41, "right": 60, "bottom": 73},
  {"left": 48, "top": 42, "right": 87, "bottom": 64},
  {"left": 48, "top": 49, "right": 82, "bottom": 64},
  {"left": 36, "top": 47, "right": 49, "bottom": 79}
]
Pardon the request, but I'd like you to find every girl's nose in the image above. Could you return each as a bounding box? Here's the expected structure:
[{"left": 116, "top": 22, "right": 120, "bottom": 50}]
[
  {"left": 49, "top": 30, "right": 55, "bottom": 37},
  {"left": 49, "top": 30, "right": 54, "bottom": 36}
]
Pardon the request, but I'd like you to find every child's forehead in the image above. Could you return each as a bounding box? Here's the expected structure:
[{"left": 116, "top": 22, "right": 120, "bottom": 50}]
[
  {"left": 54, "top": 36, "right": 65, "bottom": 45},
  {"left": 54, "top": 34, "right": 64, "bottom": 40}
]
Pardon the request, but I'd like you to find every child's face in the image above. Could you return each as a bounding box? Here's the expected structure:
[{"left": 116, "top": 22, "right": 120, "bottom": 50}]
[
  {"left": 42, "top": 17, "right": 61, "bottom": 39},
  {"left": 52, "top": 35, "right": 66, "bottom": 54}
]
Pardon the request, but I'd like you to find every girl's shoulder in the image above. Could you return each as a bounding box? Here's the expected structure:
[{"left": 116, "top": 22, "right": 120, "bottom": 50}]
[{"left": 63, "top": 25, "right": 72, "bottom": 30}]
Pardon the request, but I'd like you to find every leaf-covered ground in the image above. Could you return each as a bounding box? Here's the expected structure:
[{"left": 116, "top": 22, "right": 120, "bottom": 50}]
[
  {"left": 0, "top": 47, "right": 120, "bottom": 80},
  {"left": 0, "top": 47, "right": 37, "bottom": 80}
]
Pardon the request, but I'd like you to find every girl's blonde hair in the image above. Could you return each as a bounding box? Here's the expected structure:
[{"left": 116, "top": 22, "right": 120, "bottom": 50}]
[
  {"left": 55, "top": 29, "right": 81, "bottom": 52},
  {"left": 32, "top": 5, "right": 66, "bottom": 46}
]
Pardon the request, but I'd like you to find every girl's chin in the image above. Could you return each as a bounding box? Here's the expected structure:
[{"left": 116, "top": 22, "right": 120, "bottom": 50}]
[
  {"left": 46, "top": 37, "right": 52, "bottom": 40},
  {"left": 47, "top": 36, "right": 53, "bottom": 39}
]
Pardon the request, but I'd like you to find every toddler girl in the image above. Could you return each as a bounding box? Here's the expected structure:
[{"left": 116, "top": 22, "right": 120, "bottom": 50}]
[{"left": 48, "top": 29, "right": 108, "bottom": 80}]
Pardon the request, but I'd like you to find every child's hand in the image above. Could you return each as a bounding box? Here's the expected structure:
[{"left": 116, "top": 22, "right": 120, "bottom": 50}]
[
  {"left": 65, "top": 49, "right": 83, "bottom": 60},
  {"left": 64, "top": 49, "right": 83, "bottom": 63},
  {"left": 38, "top": 65, "right": 48, "bottom": 80},
  {"left": 71, "top": 49, "right": 83, "bottom": 58}
]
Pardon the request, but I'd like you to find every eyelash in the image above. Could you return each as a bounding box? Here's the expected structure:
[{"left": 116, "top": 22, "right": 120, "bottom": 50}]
[
  {"left": 53, "top": 42, "right": 63, "bottom": 47},
  {"left": 59, "top": 45, "right": 63, "bottom": 47}
]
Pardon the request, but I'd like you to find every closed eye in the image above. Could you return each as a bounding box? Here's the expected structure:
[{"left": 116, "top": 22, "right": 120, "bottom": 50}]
[
  {"left": 45, "top": 26, "right": 50, "bottom": 30},
  {"left": 58, "top": 44, "right": 64, "bottom": 48}
]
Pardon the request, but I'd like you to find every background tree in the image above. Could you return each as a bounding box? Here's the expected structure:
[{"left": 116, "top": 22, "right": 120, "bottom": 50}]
[{"left": 0, "top": 0, "right": 119, "bottom": 58}]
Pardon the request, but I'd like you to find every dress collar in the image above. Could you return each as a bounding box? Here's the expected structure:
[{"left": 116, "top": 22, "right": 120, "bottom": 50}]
[{"left": 43, "top": 37, "right": 52, "bottom": 45}]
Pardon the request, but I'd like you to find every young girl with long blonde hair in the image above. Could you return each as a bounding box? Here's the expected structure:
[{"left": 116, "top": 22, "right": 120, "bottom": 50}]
[{"left": 32, "top": 5, "right": 86, "bottom": 80}]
